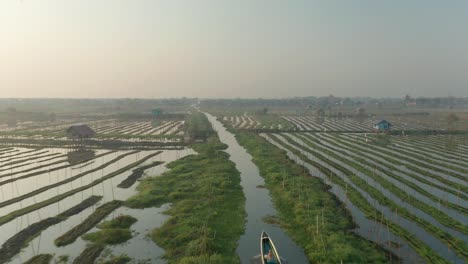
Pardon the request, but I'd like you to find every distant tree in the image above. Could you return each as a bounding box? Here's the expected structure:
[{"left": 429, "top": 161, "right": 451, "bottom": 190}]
[
  {"left": 49, "top": 112, "right": 57, "bottom": 122},
  {"left": 356, "top": 107, "right": 366, "bottom": 117},
  {"left": 5, "top": 107, "right": 16, "bottom": 113},
  {"left": 6, "top": 119, "right": 17, "bottom": 127},
  {"left": 256, "top": 107, "right": 268, "bottom": 115},
  {"left": 355, "top": 107, "right": 366, "bottom": 123},
  {"left": 316, "top": 108, "right": 325, "bottom": 117},
  {"left": 447, "top": 113, "right": 460, "bottom": 130},
  {"left": 404, "top": 94, "right": 412, "bottom": 102},
  {"left": 327, "top": 105, "right": 332, "bottom": 117}
]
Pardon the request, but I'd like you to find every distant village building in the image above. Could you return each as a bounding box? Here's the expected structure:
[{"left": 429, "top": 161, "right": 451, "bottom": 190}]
[
  {"left": 66, "top": 125, "right": 96, "bottom": 140},
  {"left": 373, "top": 120, "right": 392, "bottom": 131},
  {"left": 151, "top": 108, "right": 163, "bottom": 117}
]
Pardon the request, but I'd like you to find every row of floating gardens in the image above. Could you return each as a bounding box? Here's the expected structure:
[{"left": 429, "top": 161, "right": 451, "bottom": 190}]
[
  {"left": 258, "top": 132, "right": 467, "bottom": 263},
  {"left": 0, "top": 121, "right": 194, "bottom": 263},
  {"left": 1, "top": 111, "right": 467, "bottom": 263}
]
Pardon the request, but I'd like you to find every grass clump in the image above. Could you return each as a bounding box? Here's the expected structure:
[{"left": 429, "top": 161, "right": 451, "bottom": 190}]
[
  {"left": 82, "top": 215, "right": 136, "bottom": 245},
  {"left": 126, "top": 134, "right": 245, "bottom": 264},
  {"left": 56, "top": 255, "right": 69, "bottom": 263},
  {"left": 72, "top": 244, "right": 105, "bottom": 264},
  {"left": 99, "top": 255, "right": 131, "bottom": 264},
  {"left": 23, "top": 254, "right": 53, "bottom": 264},
  {"left": 98, "top": 215, "right": 137, "bottom": 229},
  {"left": 83, "top": 228, "right": 132, "bottom": 245},
  {"left": 55, "top": 200, "right": 123, "bottom": 247}
]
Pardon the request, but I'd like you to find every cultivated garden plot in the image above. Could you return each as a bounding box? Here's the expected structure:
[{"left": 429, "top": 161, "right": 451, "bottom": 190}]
[
  {"left": 281, "top": 116, "right": 445, "bottom": 132},
  {"left": 220, "top": 113, "right": 295, "bottom": 130},
  {"left": 90, "top": 120, "right": 185, "bottom": 137},
  {"left": 0, "top": 119, "right": 186, "bottom": 146},
  {"left": 219, "top": 113, "right": 457, "bottom": 132},
  {"left": 0, "top": 146, "right": 195, "bottom": 264},
  {"left": 263, "top": 132, "right": 467, "bottom": 263}
]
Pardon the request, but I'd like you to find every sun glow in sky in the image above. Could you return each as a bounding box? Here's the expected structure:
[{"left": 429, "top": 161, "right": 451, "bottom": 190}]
[{"left": 1, "top": 0, "right": 467, "bottom": 98}]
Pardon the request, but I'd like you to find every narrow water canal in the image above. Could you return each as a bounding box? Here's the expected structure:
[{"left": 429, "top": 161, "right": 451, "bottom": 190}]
[{"left": 205, "top": 113, "right": 309, "bottom": 264}]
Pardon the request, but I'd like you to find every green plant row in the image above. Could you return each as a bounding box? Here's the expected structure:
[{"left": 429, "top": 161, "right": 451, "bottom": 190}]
[
  {"left": 266, "top": 134, "right": 451, "bottom": 264},
  {"left": 55, "top": 200, "right": 123, "bottom": 246},
  {"left": 0, "top": 151, "right": 142, "bottom": 208},
  {"left": 342, "top": 134, "right": 468, "bottom": 183},
  {"left": 0, "top": 150, "right": 115, "bottom": 186},
  {"left": 0, "top": 196, "right": 102, "bottom": 264},
  {"left": 72, "top": 244, "right": 105, "bottom": 264},
  {"left": 23, "top": 254, "right": 53, "bottom": 264},
  {"left": 0, "top": 153, "right": 67, "bottom": 174},
  {"left": 335, "top": 135, "right": 468, "bottom": 194},
  {"left": 0, "top": 151, "right": 162, "bottom": 226},
  {"left": 311, "top": 133, "right": 468, "bottom": 208},
  {"left": 387, "top": 138, "right": 468, "bottom": 168},
  {"left": 277, "top": 134, "right": 467, "bottom": 260},
  {"left": 82, "top": 215, "right": 137, "bottom": 245},
  {"left": 368, "top": 134, "right": 468, "bottom": 172},
  {"left": 0, "top": 150, "right": 114, "bottom": 180},
  {"left": 235, "top": 132, "right": 394, "bottom": 263},
  {"left": 295, "top": 133, "right": 467, "bottom": 232},
  {"left": 126, "top": 135, "right": 245, "bottom": 264}
]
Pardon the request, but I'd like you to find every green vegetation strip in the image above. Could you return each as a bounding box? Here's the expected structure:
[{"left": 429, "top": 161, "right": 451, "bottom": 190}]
[
  {"left": 101, "top": 255, "right": 131, "bottom": 264},
  {"left": 0, "top": 151, "right": 162, "bottom": 226},
  {"left": 23, "top": 254, "right": 53, "bottom": 264},
  {"left": 235, "top": 132, "right": 394, "bottom": 263},
  {"left": 280, "top": 133, "right": 468, "bottom": 257},
  {"left": 0, "top": 148, "right": 43, "bottom": 161},
  {"left": 342, "top": 135, "right": 468, "bottom": 184},
  {"left": 117, "top": 160, "right": 164, "bottom": 188},
  {"left": 55, "top": 200, "right": 123, "bottom": 246},
  {"left": 0, "top": 151, "right": 60, "bottom": 171},
  {"left": 337, "top": 135, "right": 468, "bottom": 194},
  {"left": 126, "top": 136, "right": 245, "bottom": 264},
  {"left": 185, "top": 111, "right": 216, "bottom": 141},
  {"left": 0, "top": 150, "right": 115, "bottom": 183},
  {"left": 300, "top": 133, "right": 468, "bottom": 227},
  {"left": 266, "top": 134, "right": 450, "bottom": 264},
  {"left": 375, "top": 135, "right": 468, "bottom": 172},
  {"left": 388, "top": 140, "right": 468, "bottom": 169},
  {"left": 311, "top": 133, "right": 468, "bottom": 210},
  {"left": 0, "top": 155, "right": 71, "bottom": 179},
  {"left": 72, "top": 244, "right": 105, "bottom": 264},
  {"left": 82, "top": 215, "right": 137, "bottom": 245},
  {"left": 0, "top": 151, "right": 140, "bottom": 208},
  {"left": 0, "top": 196, "right": 102, "bottom": 264},
  {"left": 0, "top": 154, "right": 67, "bottom": 174}
]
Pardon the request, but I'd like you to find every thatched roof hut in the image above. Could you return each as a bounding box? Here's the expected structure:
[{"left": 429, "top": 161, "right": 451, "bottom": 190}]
[{"left": 66, "top": 125, "right": 96, "bottom": 140}]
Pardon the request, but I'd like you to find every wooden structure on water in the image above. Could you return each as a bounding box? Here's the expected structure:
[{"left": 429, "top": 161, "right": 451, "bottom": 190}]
[
  {"left": 66, "top": 125, "right": 96, "bottom": 149},
  {"left": 373, "top": 120, "right": 392, "bottom": 132},
  {"left": 66, "top": 125, "right": 96, "bottom": 140}
]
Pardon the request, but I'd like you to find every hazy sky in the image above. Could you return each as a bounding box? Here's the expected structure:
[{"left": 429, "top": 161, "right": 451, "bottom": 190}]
[{"left": 1, "top": 0, "right": 467, "bottom": 98}]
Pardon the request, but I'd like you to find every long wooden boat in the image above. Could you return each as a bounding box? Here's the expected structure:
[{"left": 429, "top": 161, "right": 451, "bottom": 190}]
[{"left": 260, "top": 231, "right": 282, "bottom": 264}]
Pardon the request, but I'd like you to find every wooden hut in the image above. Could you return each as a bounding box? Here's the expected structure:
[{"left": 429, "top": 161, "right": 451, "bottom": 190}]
[
  {"left": 66, "top": 125, "right": 96, "bottom": 140},
  {"left": 373, "top": 120, "right": 392, "bottom": 131}
]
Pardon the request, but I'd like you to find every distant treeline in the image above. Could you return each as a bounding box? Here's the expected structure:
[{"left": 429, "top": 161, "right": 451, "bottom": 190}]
[
  {"left": 0, "top": 98, "right": 197, "bottom": 114},
  {"left": 185, "top": 112, "right": 214, "bottom": 141},
  {"left": 409, "top": 97, "right": 468, "bottom": 108},
  {"left": 201, "top": 96, "right": 468, "bottom": 109}
]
